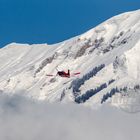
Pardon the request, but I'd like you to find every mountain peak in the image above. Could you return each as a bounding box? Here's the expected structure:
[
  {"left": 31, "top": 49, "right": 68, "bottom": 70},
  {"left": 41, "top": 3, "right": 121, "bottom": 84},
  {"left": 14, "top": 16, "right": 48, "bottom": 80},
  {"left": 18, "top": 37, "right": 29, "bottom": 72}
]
[{"left": 0, "top": 9, "right": 140, "bottom": 110}]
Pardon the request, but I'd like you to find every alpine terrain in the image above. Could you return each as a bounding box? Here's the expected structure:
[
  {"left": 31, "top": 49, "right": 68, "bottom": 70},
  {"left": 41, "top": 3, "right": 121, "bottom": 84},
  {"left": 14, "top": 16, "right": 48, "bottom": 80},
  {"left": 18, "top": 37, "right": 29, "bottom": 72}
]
[{"left": 0, "top": 9, "right": 140, "bottom": 111}]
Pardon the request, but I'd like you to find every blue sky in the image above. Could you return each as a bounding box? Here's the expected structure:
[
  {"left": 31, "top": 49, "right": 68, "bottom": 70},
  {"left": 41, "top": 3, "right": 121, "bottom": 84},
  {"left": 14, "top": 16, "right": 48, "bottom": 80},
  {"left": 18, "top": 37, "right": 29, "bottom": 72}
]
[{"left": 0, "top": 0, "right": 139, "bottom": 47}]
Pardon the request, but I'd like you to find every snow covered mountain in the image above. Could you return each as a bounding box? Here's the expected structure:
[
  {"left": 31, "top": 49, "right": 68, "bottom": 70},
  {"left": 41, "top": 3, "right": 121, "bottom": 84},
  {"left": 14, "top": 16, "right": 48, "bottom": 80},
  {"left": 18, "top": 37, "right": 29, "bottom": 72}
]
[{"left": 0, "top": 9, "right": 140, "bottom": 110}]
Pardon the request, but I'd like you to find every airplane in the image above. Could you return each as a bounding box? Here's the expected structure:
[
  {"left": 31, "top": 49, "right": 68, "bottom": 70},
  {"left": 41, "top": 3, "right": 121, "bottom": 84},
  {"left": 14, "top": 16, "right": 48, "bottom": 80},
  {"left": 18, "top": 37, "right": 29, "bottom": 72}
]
[{"left": 46, "top": 69, "right": 80, "bottom": 78}]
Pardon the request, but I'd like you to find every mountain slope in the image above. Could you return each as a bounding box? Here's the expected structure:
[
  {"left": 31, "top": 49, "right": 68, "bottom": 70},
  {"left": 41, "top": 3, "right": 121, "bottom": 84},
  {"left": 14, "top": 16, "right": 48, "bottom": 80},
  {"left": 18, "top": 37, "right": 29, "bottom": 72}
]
[{"left": 0, "top": 9, "right": 140, "bottom": 109}]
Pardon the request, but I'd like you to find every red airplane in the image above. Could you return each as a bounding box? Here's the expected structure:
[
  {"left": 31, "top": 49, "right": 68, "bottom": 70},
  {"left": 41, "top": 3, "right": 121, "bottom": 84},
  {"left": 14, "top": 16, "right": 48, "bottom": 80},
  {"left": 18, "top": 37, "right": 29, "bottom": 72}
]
[{"left": 46, "top": 69, "right": 80, "bottom": 78}]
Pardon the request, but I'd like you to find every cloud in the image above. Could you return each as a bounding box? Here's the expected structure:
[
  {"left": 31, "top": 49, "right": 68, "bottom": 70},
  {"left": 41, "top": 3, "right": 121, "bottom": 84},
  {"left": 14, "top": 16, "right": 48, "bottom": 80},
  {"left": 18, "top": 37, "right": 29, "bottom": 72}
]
[{"left": 0, "top": 94, "right": 139, "bottom": 140}]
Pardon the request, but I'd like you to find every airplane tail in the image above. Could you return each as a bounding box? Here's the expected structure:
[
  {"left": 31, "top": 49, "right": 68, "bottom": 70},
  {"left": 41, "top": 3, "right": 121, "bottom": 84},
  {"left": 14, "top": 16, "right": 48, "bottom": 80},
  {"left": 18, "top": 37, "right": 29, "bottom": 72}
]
[{"left": 68, "top": 69, "right": 70, "bottom": 75}]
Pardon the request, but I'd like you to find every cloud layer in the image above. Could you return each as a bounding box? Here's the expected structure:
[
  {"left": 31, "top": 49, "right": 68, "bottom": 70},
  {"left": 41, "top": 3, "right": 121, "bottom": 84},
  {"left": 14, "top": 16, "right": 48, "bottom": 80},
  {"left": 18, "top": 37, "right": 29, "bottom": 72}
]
[{"left": 0, "top": 94, "right": 139, "bottom": 140}]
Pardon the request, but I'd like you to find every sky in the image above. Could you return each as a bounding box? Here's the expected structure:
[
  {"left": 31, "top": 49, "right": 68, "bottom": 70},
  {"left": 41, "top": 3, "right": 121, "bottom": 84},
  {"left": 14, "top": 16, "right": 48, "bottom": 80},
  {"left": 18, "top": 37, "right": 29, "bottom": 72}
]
[
  {"left": 0, "top": 0, "right": 140, "bottom": 48},
  {"left": 0, "top": 94, "right": 140, "bottom": 140}
]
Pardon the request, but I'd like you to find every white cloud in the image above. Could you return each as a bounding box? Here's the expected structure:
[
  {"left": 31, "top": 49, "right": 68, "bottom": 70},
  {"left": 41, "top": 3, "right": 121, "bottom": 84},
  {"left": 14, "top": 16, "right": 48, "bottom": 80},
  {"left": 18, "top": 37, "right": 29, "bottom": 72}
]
[{"left": 0, "top": 94, "right": 139, "bottom": 140}]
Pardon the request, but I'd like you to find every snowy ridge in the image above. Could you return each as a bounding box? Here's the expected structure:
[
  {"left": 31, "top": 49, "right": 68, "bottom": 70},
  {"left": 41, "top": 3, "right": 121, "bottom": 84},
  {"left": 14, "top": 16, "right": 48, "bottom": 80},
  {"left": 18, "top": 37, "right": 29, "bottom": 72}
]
[{"left": 0, "top": 9, "right": 140, "bottom": 109}]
